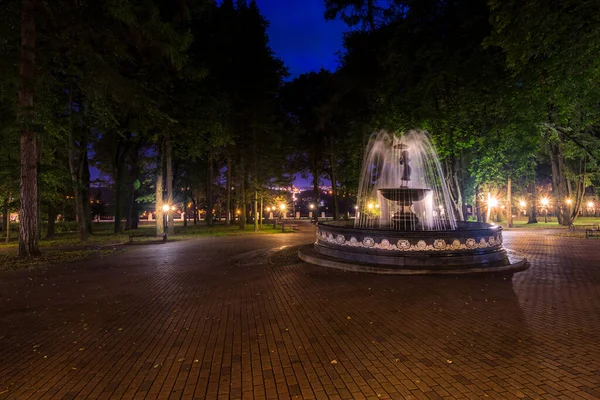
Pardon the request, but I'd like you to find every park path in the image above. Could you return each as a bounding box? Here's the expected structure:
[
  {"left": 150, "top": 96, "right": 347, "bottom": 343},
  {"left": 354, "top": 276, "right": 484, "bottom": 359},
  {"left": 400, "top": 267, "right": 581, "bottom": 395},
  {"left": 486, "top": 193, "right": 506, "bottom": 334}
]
[{"left": 0, "top": 223, "right": 599, "bottom": 399}]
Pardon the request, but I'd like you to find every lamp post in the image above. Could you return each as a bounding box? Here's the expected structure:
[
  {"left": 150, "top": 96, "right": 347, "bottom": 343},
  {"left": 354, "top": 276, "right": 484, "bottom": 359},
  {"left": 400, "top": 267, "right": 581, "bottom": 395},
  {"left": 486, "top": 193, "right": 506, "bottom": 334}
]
[
  {"left": 162, "top": 204, "right": 170, "bottom": 238},
  {"left": 279, "top": 204, "right": 286, "bottom": 231},
  {"left": 487, "top": 195, "right": 498, "bottom": 222},
  {"left": 519, "top": 200, "right": 526, "bottom": 216},
  {"left": 279, "top": 203, "right": 286, "bottom": 218},
  {"left": 541, "top": 198, "right": 549, "bottom": 223},
  {"left": 292, "top": 194, "right": 296, "bottom": 219}
]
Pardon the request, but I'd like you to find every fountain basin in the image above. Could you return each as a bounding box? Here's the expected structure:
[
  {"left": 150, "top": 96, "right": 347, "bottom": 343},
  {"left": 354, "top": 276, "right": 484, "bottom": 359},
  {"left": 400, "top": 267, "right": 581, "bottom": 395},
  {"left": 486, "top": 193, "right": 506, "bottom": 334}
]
[{"left": 298, "top": 220, "right": 528, "bottom": 274}]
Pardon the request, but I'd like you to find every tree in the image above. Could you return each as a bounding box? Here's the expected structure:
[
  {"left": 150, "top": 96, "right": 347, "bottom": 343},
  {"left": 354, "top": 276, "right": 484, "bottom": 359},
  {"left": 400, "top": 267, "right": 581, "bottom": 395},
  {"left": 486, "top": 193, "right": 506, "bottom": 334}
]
[
  {"left": 18, "top": 0, "right": 40, "bottom": 256},
  {"left": 325, "top": 0, "right": 404, "bottom": 31},
  {"left": 487, "top": 0, "right": 600, "bottom": 224}
]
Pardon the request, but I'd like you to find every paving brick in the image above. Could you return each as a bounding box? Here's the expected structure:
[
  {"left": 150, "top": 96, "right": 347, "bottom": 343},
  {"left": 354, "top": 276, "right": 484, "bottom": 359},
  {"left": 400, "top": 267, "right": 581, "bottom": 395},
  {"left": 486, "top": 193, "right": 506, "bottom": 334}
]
[{"left": 0, "top": 227, "right": 599, "bottom": 399}]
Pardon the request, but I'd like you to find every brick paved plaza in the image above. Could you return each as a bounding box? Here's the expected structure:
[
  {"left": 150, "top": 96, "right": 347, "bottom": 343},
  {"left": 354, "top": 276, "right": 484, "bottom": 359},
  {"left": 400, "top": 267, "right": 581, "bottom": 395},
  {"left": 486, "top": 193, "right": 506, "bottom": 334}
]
[{"left": 0, "top": 224, "right": 599, "bottom": 399}]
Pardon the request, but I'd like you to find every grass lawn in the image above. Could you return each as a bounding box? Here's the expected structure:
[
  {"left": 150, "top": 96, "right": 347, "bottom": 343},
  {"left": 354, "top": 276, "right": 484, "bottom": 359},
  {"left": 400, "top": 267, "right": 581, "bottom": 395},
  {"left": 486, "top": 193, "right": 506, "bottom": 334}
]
[{"left": 498, "top": 217, "right": 600, "bottom": 230}]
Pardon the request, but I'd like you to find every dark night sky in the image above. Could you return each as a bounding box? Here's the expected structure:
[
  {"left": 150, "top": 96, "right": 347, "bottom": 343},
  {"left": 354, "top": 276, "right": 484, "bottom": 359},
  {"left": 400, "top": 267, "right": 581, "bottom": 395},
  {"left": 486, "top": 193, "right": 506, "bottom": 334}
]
[
  {"left": 256, "top": 0, "right": 344, "bottom": 186},
  {"left": 255, "top": 0, "right": 346, "bottom": 78}
]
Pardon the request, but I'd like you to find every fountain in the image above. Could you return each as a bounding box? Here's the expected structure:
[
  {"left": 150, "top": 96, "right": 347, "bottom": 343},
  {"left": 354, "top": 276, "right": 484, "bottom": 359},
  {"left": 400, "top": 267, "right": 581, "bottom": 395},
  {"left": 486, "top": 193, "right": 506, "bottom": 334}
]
[{"left": 299, "top": 130, "right": 527, "bottom": 274}]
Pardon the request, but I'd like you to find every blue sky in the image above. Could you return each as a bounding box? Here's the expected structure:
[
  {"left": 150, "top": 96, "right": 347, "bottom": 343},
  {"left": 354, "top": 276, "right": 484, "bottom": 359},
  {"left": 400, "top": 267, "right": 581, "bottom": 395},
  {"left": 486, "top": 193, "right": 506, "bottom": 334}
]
[{"left": 255, "top": 0, "right": 347, "bottom": 77}]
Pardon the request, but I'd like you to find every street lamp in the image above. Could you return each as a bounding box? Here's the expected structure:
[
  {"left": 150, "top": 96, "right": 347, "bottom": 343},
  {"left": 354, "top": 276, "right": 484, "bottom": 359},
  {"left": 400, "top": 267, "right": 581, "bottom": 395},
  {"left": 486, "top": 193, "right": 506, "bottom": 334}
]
[
  {"left": 487, "top": 196, "right": 498, "bottom": 222},
  {"left": 519, "top": 200, "right": 526, "bottom": 216},
  {"left": 566, "top": 198, "right": 573, "bottom": 205},
  {"left": 292, "top": 195, "right": 297, "bottom": 219},
  {"left": 541, "top": 197, "right": 549, "bottom": 223}
]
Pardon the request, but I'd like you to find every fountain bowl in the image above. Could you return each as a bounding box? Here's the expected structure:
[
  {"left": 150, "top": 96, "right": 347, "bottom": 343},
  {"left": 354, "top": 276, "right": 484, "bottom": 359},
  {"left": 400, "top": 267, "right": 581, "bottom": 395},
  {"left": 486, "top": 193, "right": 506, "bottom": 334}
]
[
  {"left": 378, "top": 188, "right": 431, "bottom": 203},
  {"left": 298, "top": 220, "right": 528, "bottom": 275}
]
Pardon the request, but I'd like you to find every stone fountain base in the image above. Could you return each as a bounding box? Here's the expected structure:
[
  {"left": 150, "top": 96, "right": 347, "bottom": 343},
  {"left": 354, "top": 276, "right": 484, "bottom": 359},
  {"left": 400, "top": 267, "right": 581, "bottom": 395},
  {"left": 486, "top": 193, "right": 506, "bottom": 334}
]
[{"left": 298, "top": 220, "right": 528, "bottom": 275}]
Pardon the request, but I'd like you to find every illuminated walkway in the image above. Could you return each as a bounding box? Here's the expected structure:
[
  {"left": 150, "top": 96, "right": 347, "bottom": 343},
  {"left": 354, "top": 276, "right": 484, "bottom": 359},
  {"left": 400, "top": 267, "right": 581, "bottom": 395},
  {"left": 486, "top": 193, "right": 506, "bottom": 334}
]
[{"left": 0, "top": 224, "right": 599, "bottom": 399}]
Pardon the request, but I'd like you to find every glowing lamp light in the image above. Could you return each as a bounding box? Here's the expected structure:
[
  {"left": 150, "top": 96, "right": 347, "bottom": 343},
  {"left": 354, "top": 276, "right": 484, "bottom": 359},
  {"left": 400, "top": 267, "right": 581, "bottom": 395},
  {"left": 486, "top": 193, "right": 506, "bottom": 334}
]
[
  {"left": 566, "top": 199, "right": 573, "bottom": 205},
  {"left": 170, "top": 206, "right": 176, "bottom": 211},
  {"left": 588, "top": 201, "right": 595, "bottom": 208},
  {"left": 519, "top": 200, "right": 526, "bottom": 208},
  {"left": 161, "top": 204, "right": 170, "bottom": 212},
  {"left": 354, "top": 205, "right": 358, "bottom": 210},
  {"left": 279, "top": 204, "right": 286, "bottom": 210},
  {"left": 309, "top": 204, "right": 314, "bottom": 209},
  {"left": 488, "top": 197, "right": 499, "bottom": 208},
  {"left": 541, "top": 198, "right": 549, "bottom": 207},
  {"left": 266, "top": 207, "right": 271, "bottom": 212},
  {"left": 375, "top": 204, "right": 380, "bottom": 209},
  {"left": 368, "top": 203, "right": 374, "bottom": 210}
]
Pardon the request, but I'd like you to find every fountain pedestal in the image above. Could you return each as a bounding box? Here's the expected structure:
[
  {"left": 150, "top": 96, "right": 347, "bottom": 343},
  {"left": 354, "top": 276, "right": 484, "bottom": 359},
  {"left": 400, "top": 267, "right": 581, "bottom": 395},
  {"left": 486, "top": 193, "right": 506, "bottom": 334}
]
[{"left": 378, "top": 188, "right": 431, "bottom": 230}]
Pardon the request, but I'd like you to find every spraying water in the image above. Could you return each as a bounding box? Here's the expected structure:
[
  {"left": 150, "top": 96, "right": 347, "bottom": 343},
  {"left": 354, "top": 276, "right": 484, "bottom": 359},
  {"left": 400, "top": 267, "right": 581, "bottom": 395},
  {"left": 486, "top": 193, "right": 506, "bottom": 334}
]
[{"left": 354, "top": 130, "right": 457, "bottom": 231}]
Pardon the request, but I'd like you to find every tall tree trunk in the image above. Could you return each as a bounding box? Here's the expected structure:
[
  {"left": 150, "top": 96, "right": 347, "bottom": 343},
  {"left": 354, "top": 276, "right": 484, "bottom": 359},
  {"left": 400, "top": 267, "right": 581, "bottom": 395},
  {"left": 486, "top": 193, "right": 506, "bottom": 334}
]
[
  {"left": 447, "top": 156, "right": 465, "bottom": 221},
  {"left": 331, "top": 172, "right": 339, "bottom": 220},
  {"left": 113, "top": 165, "right": 123, "bottom": 233},
  {"left": 155, "top": 145, "right": 164, "bottom": 235},
  {"left": 206, "top": 157, "right": 214, "bottom": 227},
  {"left": 556, "top": 148, "right": 571, "bottom": 225},
  {"left": 548, "top": 143, "right": 563, "bottom": 225},
  {"left": 528, "top": 182, "right": 538, "bottom": 223},
  {"left": 67, "top": 87, "right": 88, "bottom": 241},
  {"left": 251, "top": 124, "right": 258, "bottom": 230},
  {"left": 46, "top": 203, "right": 56, "bottom": 239},
  {"left": 3, "top": 196, "right": 9, "bottom": 243},
  {"left": 344, "top": 191, "right": 350, "bottom": 219},
  {"left": 238, "top": 167, "right": 246, "bottom": 230},
  {"left": 126, "top": 146, "right": 140, "bottom": 230},
  {"left": 259, "top": 194, "right": 263, "bottom": 228},
  {"left": 569, "top": 157, "right": 586, "bottom": 224},
  {"left": 459, "top": 150, "right": 467, "bottom": 219},
  {"left": 245, "top": 175, "right": 251, "bottom": 224},
  {"left": 226, "top": 157, "right": 232, "bottom": 225},
  {"left": 183, "top": 192, "right": 188, "bottom": 228},
  {"left": 475, "top": 185, "right": 482, "bottom": 222},
  {"left": 253, "top": 190, "right": 259, "bottom": 232},
  {"left": 36, "top": 137, "right": 42, "bottom": 239},
  {"left": 166, "top": 135, "right": 174, "bottom": 235},
  {"left": 312, "top": 156, "right": 319, "bottom": 215},
  {"left": 192, "top": 194, "right": 198, "bottom": 225},
  {"left": 18, "top": 0, "right": 40, "bottom": 256},
  {"left": 125, "top": 186, "right": 135, "bottom": 231},
  {"left": 81, "top": 149, "right": 92, "bottom": 234},
  {"left": 507, "top": 178, "right": 513, "bottom": 228}
]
